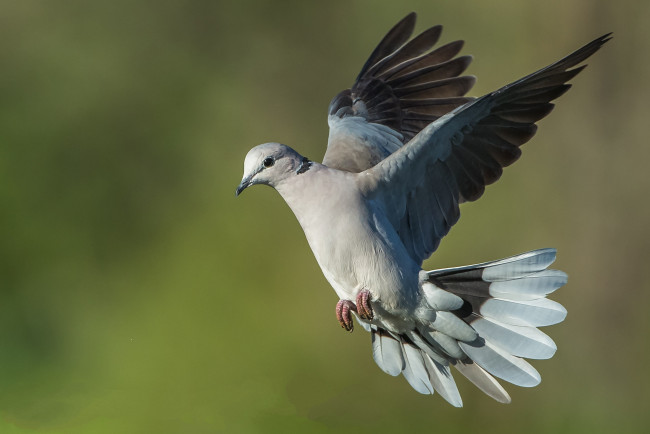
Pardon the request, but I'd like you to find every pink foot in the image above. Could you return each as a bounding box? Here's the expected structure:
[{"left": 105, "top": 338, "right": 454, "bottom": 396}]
[
  {"left": 336, "top": 299, "right": 356, "bottom": 332},
  {"left": 356, "top": 290, "right": 374, "bottom": 320}
]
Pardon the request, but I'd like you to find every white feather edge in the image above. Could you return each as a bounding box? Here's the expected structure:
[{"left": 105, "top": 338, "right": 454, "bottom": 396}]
[
  {"left": 480, "top": 297, "right": 567, "bottom": 327},
  {"left": 401, "top": 341, "right": 434, "bottom": 395},
  {"left": 423, "top": 355, "right": 463, "bottom": 407},
  {"left": 427, "top": 248, "right": 557, "bottom": 281},
  {"left": 489, "top": 269, "right": 568, "bottom": 301},
  {"left": 419, "top": 328, "right": 465, "bottom": 359},
  {"left": 425, "top": 310, "right": 478, "bottom": 342},
  {"left": 453, "top": 360, "right": 511, "bottom": 403},
  {"left": 482, "top": 249, "right": 557, "bottom": 281},
  {"left": 371, "top": 329, "right": 404, "bottom": 376},
  {"left": 459, "top": 340, "right": 541, "bottom": 387},
  {"left": 406, "top": 330, "right": 449, "bottom": 365},
  {"left": 471, "top": 316, "right": 557, "bottom": 359}
]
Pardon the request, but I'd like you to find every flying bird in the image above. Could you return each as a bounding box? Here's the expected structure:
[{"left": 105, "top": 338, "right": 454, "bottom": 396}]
[{"left": 236, "top": 13, "right": 610, "bottom": 406}]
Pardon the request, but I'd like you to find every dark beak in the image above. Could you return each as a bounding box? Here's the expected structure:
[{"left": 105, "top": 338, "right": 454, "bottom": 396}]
[{"left": 235, "top": 176, "right": 252, "bottom": 197}]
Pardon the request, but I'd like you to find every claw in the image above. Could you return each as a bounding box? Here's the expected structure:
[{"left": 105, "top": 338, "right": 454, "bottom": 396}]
[
  {"left": 336, "top": 299, "right": 356, "bottom": 332},
  {"left": 356, "top": 290, "right": 374, "bottom": 320}
]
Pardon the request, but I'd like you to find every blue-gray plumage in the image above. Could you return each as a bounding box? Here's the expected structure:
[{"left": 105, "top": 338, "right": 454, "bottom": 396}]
[{"left": 236, "top": 13, "right": 610, "bottom": 406}]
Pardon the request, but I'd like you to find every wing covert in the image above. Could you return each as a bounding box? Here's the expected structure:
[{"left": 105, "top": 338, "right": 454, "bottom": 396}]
[
  {"left": 324, "top": 12, "right": 475, "bottom": 172},
  {"left": 358, "top": 33, "right": 611, "bottom": 265}
]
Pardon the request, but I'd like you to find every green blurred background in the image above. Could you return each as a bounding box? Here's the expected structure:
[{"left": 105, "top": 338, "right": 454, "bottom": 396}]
[{"left": 2, "top": 0, "right": 648, "bottom": 432}]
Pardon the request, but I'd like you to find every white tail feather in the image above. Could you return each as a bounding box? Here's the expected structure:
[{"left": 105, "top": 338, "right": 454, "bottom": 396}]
[
  {"left": 480, "top": 297, "right": 567, "bottom": 327},
  {"left": 482, "top": 248, "right": 558, "bottom": 281},
  {"left": 459, "top": 340, "right": 541, "bottom": 387},
  {"left": 421, "top": 328, "right": 465, "bottom": 359},
  {"left": 406, "top": 330, "right": 449, "bottom": 365},
  {"left": 489, "top": 269, "right": 567, "bottom": 301},
  {"left": 371, "top": 328, "right": 404, "bottom": 376},
  {"left": 401, "top": 341, "right": 434, "bottom": 394},
  {"left": 453, "top": 360, "right": 511, "bottom": 404},
  {"left": 424, "top": 355, "right": 463, "bottom": 407},
  {"left": 366, "top": 248, "right": 566, "bottom": 405},
  {"left": 429, "top": 311, "right": 478, "bottom": 342},
  {"left": 470, "top": 317, "right": 556, "bottom": 359}
]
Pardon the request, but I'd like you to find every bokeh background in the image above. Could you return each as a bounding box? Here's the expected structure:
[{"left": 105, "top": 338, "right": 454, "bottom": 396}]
[{"left": 2, "top": 0, "right": 648, "bottom": 432}]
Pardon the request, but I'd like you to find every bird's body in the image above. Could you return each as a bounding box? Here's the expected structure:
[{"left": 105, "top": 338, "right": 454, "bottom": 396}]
[
  {"left": 276, "top": 160, "right": 422, "bottom": 328},
  {"left": 236, "top": 13, "right": 610, "bottom": 406}
]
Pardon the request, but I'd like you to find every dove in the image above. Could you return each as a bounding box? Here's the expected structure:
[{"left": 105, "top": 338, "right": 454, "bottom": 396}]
[{"left": 236, "top": 12, "right": 610, "bottom": 406}]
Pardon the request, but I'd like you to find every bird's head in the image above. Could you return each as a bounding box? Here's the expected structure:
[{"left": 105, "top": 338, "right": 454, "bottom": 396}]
[{"left": 236, "top": 143, "right": 310, "bottom": 196}]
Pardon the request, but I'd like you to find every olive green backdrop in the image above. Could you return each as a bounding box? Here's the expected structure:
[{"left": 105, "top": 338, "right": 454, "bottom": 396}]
[{"left": 2, "top": 0, "right": 648, "bottom": 432}]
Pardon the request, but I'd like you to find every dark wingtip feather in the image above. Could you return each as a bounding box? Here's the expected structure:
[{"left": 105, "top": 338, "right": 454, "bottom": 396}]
[
  {"left": 557, "top": 32, "right": 613, "bottom": 70},
  {"left": 597, "top": 32, "right": 613, "bottom": 44},
  {"left": 367, "top": 24, "right": 444, "bottom": 78},
  {"left": 491, "top": 32, "right": 611, "bottom": 103},
  {"left": 356, "top": 13, "right": 418, "bottom": 80}
]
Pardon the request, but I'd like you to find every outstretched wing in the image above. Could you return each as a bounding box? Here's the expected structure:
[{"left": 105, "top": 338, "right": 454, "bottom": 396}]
[
  {"left": 324, "top": 12, "right": 475, "bottom": 172},
  {"left": 358, "top": 33, "right": 611, "bottom": 265}
]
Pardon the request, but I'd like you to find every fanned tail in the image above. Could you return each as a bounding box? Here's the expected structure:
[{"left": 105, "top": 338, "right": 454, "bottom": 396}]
[{"left": 369, "top": 248, "right": 567, "bottom": 406}]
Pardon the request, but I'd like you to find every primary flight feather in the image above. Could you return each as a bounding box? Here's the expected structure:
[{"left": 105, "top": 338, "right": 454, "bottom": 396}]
[{"left": 236, "top": 12, "right": 610, "bottom": 406}]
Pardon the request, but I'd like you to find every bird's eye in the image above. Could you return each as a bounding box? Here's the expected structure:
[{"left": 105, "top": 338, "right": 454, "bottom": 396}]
[{"left": 263, "top": 157, "right": 275, "bottom": 168}]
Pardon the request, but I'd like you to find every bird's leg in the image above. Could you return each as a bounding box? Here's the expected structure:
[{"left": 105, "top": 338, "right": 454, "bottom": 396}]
[
  {"left": 356, "top": 289, "right": 374, "bottom": 320},
  {"left": 335, "top": 299, "right": 356, "bottom": 332}
]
